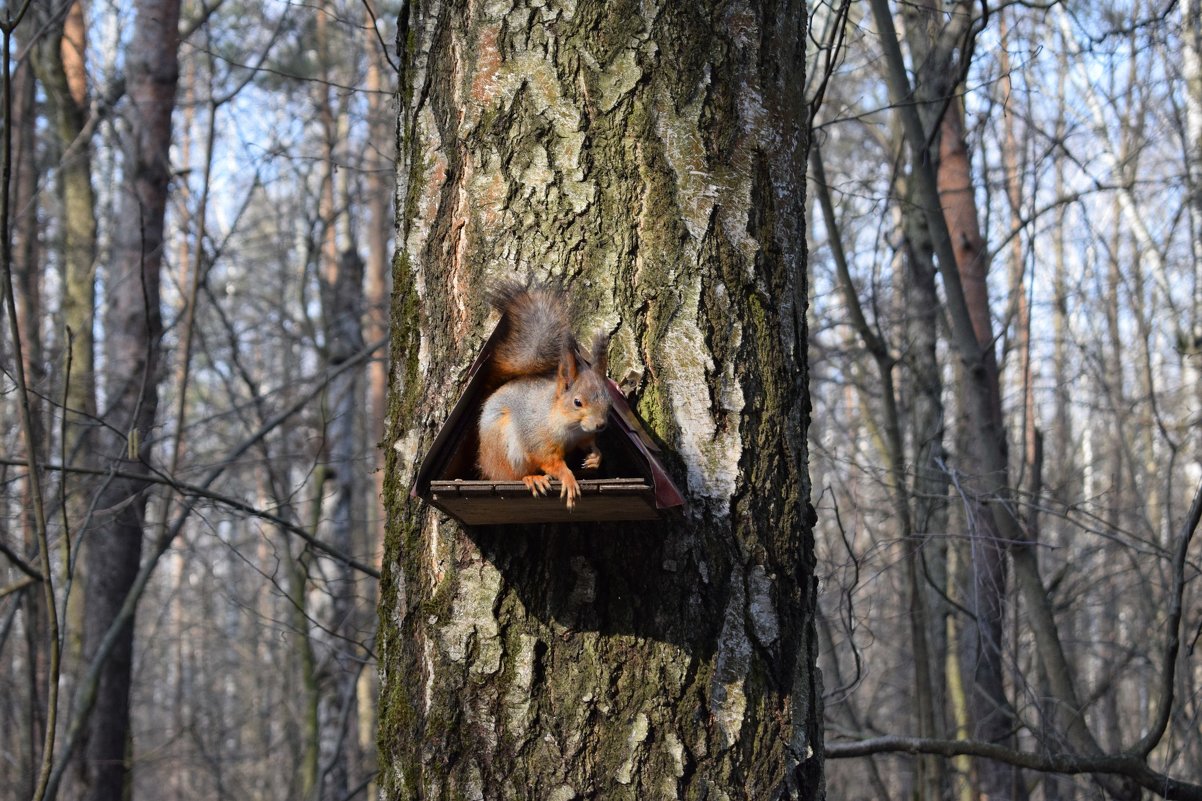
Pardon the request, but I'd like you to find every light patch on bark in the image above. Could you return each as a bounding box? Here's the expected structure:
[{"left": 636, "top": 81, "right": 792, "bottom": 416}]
[
  {"left": 655, "top": 79, "right": 719, "bottom": 243},
  {"left": 439, "top": 558, "right": 503, "bottom": 674},
  {"left": 548, "top": 785, "right": 577, "bottom": 801},
  {"left": 660, "top": 282, "right": 742, "bottom": 514},
  {"left": 747, "top": 564, "right": 779, "bottom": 647},
  {"left": 391, "top": 428, "right": 421, "bottom": 468},
  {"left": 664, "top": 730, "right": 686, "bottom": 777},
  {"left": 410, "top": 104, "right": 448, "bottom": 267},
  {"left": 710, "top": 567, "right": 751, "bottom": 749},
  {"left": 597, "top": 48, "right": 643, "bottom": 113},
  {"left": 462, "top": 762, "right": 485, "bottom": 800},
  {"left": 517, "top": 142, "right": 554, "bottom": 194},
  {"left": 615, "top": 711, "right": 650, "bottom": 784},
  {"left": 504, "top": 633, "right": 538, "bottom": 737},
  {"left": 483, "top": 0, "right": 512, "bottom": 19},
  {"left": 422, "top": 635, "right": 436, "bottom": 715}
]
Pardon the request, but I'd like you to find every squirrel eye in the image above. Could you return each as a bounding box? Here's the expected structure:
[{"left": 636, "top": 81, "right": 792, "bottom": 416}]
[{"left": 573, "top": 397, "right": 583, "bottom": 408}]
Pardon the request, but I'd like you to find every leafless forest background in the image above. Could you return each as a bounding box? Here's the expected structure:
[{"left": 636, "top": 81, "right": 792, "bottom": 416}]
[{"left": 1, "top": 0, "right": 1201, "bottom": 800}]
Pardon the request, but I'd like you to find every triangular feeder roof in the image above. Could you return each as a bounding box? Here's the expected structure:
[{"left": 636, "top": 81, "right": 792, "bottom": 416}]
[{"left": 411, "top": 320, "right": 686, "bottom": 526}]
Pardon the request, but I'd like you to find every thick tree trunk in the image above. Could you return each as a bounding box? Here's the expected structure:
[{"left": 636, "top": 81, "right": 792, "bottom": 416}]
[
  {"left": 80, "top": 0, "right": 180, "bottom": 797},
  {"left": 379, "top": 1, "right": 821, "bottom": 799}
]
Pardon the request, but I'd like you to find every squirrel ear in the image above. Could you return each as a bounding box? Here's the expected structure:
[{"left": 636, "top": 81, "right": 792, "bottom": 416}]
[
  {"left": 590, "top": 333, "right": 609, "bottom": 376},
  {"left": 558, "top": 341, "right": 579, "bottom": 390}
]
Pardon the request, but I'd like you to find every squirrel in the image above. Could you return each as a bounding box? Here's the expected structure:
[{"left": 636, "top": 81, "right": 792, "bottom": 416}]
[{"left": 477, "top": 282, "right": 611, "bottom": 509}]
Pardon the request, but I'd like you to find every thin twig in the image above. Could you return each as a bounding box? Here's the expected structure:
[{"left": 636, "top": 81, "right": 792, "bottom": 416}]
[{"left": 0, "top": 6, "right": 59, "bottom": 799}]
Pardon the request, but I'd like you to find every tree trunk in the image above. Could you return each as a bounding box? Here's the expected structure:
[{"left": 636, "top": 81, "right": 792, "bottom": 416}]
[
  {"left": 937, "top": 98, "right": 1025, "bottom": 801},
  {"left": 80, "top": 0, "right": 180, "bottom": 797},
  {"left": 361, "top": 23, "right": 393, "bottom": 798},
  {"left": 379, "top": 1, "right": 821, "bottom": 799},
  {"left": 899, "top": 168, "right": 952, "bottom": 801},
  {"left": 32, "top": 0, "right": 98, "bottom": 451},
  {"left": 11, "top": 35, "right": 45, "bottom": 801},
  {"left": 1184, "top": 0, "right": 1202, "bottom": 478},
  {"left": 317, "top": 248, "right": 366, "bottom": 801},
  {"left": 893, "top": 1, "right": 1023, "bottom": 796}
]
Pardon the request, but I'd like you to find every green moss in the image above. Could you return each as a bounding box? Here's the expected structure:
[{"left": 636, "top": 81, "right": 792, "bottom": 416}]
[{"left": 387, "top": 249, "right": 423, "bottom": 431}]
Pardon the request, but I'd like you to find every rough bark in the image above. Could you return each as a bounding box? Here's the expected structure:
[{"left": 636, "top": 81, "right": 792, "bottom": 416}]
[
  {"left": 379, "top": 1, "right": 821, "bottom": 799},
  {"left": 80, "top": 0, "right": 181, "bottom": 797}
]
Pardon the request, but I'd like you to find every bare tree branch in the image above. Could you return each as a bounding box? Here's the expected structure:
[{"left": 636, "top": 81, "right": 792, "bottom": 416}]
[
  {"left": 828, "top": 735, "right": 1202, "bottom": 801},
  {"left": 1129, "top": 477, "right": 1202, "bottom": 757}
]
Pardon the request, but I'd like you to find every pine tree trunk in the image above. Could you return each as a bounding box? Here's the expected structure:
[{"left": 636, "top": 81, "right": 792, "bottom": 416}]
[
  {"left": 379, "top": 1, "right": 821, "bottom": 799},
  {"left": 937, "top": 99, "right": 1024, "bottom": 801},
  {"left": 80, "top": 0, "right": 180, "bottom": 797}
]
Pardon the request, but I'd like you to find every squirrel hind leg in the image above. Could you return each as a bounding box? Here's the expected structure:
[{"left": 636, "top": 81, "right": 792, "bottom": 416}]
[{"left": 478, "top": 405, "right": 526, "bottom": 480}]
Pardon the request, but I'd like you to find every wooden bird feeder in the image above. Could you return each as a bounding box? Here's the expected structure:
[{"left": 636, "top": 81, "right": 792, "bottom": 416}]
[{"left": 411, "top": 322, "right": 686, "bottom": 526}]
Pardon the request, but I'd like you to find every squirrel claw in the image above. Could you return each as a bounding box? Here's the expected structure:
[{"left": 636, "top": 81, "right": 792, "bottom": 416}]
[
  {"left": 523, "top": 475, "right": 551, "bottom": 497},
  {"left": 582, "top": 452, "right": 601, "bottom": 471},
  {"left": 559, "top": 475, "right": 580, "bottom": 509}
]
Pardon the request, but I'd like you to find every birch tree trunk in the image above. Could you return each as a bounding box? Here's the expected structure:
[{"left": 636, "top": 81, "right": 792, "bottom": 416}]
[{"left": 379, "top": 1, "right": 821, "bottom": 798}]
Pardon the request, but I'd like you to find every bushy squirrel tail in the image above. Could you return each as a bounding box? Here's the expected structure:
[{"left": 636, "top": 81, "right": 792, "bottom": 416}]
[{"left": 488, "top": 281, "right": 573, "bottom": 383}]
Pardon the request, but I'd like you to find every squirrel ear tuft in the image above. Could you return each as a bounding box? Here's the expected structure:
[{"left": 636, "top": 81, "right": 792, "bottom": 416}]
[
  {"left": 590, "top": 333, "right": 609, "bottom": 376},
  {"left": 558, "top": 339, "right": 579, "bottom": 389}
]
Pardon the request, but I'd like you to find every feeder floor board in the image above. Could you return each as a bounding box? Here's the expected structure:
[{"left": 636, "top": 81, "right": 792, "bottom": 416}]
[{"left": 428, "top": 477, "right": 659, "bottom": 525}]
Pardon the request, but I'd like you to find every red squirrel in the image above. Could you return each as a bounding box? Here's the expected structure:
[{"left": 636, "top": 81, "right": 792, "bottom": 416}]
[{"left": 477, "top": 282, "right": 611, "bottom": 509}]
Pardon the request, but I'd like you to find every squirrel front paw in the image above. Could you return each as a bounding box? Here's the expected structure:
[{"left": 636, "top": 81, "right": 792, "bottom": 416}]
[
  {"left": 559, "top": 473, "right": 581, "bottom": 509},
  {"left": 523, "top": 474, "right": 552, "bottom": 497},
  {"left": 582, "top": 451, "right": 601, "bottom": 470}
]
